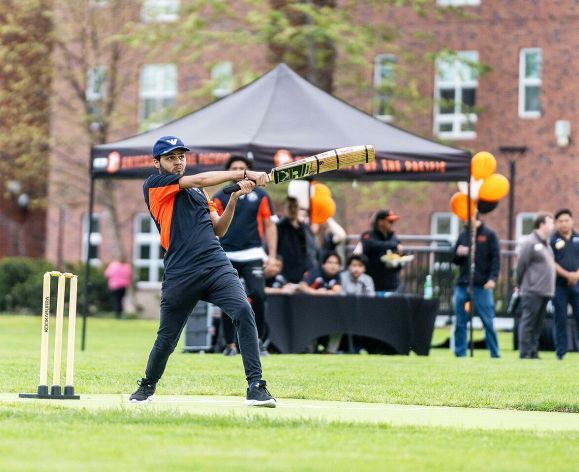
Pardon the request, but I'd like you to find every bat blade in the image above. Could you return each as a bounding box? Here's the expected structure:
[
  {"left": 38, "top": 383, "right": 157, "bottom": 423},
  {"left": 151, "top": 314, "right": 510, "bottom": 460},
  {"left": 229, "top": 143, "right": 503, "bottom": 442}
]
[
  {"left": 222, "top": 145, "right": 375, "bottom": 194},
  {"left": 272, "top": 145, "right": 375, "bottom": 184}
]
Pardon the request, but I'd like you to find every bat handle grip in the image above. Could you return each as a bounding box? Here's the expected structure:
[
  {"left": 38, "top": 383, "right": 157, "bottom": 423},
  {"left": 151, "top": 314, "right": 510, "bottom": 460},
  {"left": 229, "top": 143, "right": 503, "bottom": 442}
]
[{"left": 223, "top": 183, "right": 241, "bottom": 195}]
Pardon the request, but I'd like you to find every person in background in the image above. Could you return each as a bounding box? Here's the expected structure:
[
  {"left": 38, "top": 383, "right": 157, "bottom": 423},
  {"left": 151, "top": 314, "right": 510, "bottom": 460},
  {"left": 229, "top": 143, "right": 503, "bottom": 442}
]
[
  {"left": 264, "top": 256, "right": 298, "bottom": 295},
  {"left": 361, "top": 209, "right": 403, "bottom": 294},
  {"left": 299, "top": 251, "right": 342, "bottom": 353},
  {"left": 516, "top": 212, "right": 556, "bottom": 360},
  {"left": 340, "top": 254, "right": 375, "bottom": 296},
  {"left": 277, "top": 197, "right": 317, "bottom": 284},
  {"left": 550, "top": 208, "right": 579, "bottom": 360},
  {"left": 213, "top": 155, "right": 277, "bottom": 357},
  {"left": 299, "top": 251, "right": 342, "bottom": 295},
  {"left": 312, "top": 217, "right": 347, "bottom": 264},
  {"left": 451, "top": 215, "right": 501, "bottom": 358},
  {"left": 104, "top": 257, "right": 132, "bottom": 319}
]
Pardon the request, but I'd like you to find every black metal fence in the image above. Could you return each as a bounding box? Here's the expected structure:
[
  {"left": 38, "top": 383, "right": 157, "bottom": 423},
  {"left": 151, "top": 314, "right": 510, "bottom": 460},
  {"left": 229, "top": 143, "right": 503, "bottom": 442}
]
[{"left": 346, "top": 235, "right": 517, "bottom": 316}]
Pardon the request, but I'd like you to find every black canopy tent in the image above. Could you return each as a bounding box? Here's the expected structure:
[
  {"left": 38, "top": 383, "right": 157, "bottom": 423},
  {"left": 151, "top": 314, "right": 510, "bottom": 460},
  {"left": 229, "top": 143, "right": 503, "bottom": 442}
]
[{"left": 83, "top": 63, "right": 472, "bottom": 350}]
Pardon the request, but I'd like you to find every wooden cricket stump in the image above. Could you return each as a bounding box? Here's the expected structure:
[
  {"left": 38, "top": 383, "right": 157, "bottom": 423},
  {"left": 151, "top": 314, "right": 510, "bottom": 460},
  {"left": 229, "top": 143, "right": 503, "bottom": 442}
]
[{"left": 19, "top": 271, "right": 80, "bottom": 400}]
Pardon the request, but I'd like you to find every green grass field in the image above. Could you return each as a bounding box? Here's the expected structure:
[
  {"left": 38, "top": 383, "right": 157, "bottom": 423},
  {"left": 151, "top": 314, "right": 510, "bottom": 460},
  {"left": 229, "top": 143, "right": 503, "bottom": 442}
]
[{"left": 2, "top": 314, "right": 579, "bottom": 471}]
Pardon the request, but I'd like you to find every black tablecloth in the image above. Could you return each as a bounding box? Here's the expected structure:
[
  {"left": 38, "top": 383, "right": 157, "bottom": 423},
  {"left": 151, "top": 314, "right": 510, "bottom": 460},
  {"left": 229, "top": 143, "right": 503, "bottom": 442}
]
[{"left": 265, "top": 294, "right": 438, "bottom": 355}]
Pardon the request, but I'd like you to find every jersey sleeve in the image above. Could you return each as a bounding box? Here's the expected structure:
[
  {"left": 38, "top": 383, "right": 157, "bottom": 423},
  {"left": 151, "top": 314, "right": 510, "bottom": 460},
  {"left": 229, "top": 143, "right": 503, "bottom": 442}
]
[
  {"left": 203, "top": 189, "right": 217, "bottom": 213},
  {"left": 144, "top": 174, "right": 181, "bottom": 250},
  {"left": 258, "top": 193, "right": 273, "bottom": 219},
  {"left": 213, "top": 195, "right": 225, "bottom": 216}
]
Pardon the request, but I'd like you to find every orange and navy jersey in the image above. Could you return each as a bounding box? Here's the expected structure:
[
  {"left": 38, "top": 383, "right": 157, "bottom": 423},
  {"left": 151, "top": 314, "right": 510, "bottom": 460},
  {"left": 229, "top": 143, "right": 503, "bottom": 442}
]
[
  {"left": 143, "top": 174, "right": 230, "bottom": 276},
  {"left": 212, "top": 187, "right": 273, "bottom": 252}
]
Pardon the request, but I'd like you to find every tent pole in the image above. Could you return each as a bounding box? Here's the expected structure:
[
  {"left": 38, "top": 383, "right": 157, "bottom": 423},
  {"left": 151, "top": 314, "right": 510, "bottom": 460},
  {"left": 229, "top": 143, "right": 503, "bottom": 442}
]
[
  {"left": 81, "top": 174, "right": 96, "bottom": 351},
  {"left": 467, "top": 178, "right": 475, "bottom": 357}
]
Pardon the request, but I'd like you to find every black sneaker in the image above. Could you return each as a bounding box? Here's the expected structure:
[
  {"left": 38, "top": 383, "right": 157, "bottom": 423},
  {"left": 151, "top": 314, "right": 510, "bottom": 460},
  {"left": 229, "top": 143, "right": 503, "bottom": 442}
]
[
  {"left": 246, "top": 380, "right": 276, "bottom": 408},
  {"left": 129, "top": 378, "right": 156, "bottom": 403}
]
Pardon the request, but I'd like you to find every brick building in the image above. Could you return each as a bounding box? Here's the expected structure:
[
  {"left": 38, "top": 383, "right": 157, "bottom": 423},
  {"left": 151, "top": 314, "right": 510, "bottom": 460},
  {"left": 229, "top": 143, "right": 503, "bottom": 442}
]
[{"left": 40, "top": 0, "right": 577, "bottom": 312}]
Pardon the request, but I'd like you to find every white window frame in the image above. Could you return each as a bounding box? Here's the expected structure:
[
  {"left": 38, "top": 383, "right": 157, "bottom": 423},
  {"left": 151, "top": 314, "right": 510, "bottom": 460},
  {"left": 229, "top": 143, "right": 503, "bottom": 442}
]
[
  {"left": 515, "top": 212, "right": 537, "bottom": 243},
  {"left": 139, "top": 64, "right": 177, "bottom": 130},
  {"left": 437, "top": 0, "right": 480, "bottom": 5},
  {"left": 133, "top": 213, "right": 164, "bottom": 288},
  {"left": 373, "top": 54, "right": 396, "bottom": 122},
  {"left": 518, "top": 48, "right": 542, "bottom": 119},
  {"left": 431, "top": 212, "right": 461, "bottom": 245},
  {"left": 142, "top": 0, "right": 180, "bottom": 23},
  {"left": 82, "top": 213, "right": 102, "bottom": 267},
  {"left": 434, "top": 50, "right": 479, "bottom": 140},
  {"left": 211, "top": 61, "right": 234, "bottom": 99},
  {"left": 86, "top": 66, "right": 106, "bottom": 103}
]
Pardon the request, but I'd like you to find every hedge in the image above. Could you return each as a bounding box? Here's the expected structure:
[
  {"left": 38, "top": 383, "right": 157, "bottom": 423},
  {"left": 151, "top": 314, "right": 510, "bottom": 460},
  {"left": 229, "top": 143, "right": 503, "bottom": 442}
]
[{"left": 0, "top": 257, "right": 113, "bottom": 314}]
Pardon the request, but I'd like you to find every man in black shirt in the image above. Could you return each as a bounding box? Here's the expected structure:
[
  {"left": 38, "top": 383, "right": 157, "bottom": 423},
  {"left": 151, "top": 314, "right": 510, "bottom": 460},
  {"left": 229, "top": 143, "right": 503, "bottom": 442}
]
[
  {"left": 277, "top": 197, "right": 317, "bottom": 283},
  {"left": 452, "top": 217, "right": 501, "bottom": 358},
  {"left": 129, "top": 136, "right": 275, "bottom": 407},
  {"left": 213, "top": 155, "right": 277, "bottom": 357},
  {"left": 550, "top": 208, "right": 579, "bottom": 360},
  {"left": 361, "top": 209, "right": 403, "bottom": 293}
]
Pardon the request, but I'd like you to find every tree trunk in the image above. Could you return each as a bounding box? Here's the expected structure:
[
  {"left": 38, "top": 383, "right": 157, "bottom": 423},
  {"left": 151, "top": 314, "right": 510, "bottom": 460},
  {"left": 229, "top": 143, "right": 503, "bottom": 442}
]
[{"left": 268, "top": 0, "right": 336, "bottom": 93}]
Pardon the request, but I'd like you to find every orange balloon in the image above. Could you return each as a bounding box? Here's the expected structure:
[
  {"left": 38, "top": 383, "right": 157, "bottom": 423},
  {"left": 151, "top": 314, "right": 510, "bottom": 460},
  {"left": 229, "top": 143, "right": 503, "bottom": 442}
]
[
  {"left": 313, "top": 183, "right": 331, "bottom": 199},
  {"left": 471, "top": 151, "right": 496, "bottom": 180},
  {"left": 449, "top": 192, "right": 476, "bottom": 221},
  {"left": 311, "top": 196, "right": 336, "bottom": 224},
  {"left": 478, "top": 174, "right": 510, "bottom": 202}
]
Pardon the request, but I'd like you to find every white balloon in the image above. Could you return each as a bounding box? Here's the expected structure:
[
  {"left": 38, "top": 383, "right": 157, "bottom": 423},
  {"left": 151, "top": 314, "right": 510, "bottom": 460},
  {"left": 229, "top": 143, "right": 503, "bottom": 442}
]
[
  {"left": 457, "top": 177, "right": 484, "bottom": 201},
  {"left": 288, "top": 180, "right": 310, "bottom": 209}
]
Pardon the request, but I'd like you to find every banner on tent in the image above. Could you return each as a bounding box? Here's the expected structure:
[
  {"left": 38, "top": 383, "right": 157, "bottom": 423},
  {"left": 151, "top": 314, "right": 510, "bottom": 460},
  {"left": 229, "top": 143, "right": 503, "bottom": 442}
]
[{"left": 91, "top": 147, "right": 467, "bottom": 181}]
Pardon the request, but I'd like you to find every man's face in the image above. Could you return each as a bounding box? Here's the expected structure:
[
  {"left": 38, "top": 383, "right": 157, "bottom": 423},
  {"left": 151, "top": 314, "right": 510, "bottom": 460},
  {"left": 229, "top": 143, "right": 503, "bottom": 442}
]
[
  {"left": 377, "top": 218, "right": 394, "bottom": 234},
  {"left": 228, "top": 160, "right": 248, "bottom": 174},
  {"left": 322, "top": 255, "right": 341, "bottom": 277},
  {"left": 542, "top": 216, "right": 555, "bottom": 235},
  {"left": 155, "top": 152, "right": 186, "bottom": 176},
  {"left": 285, "top": 200, "right": 299, "bottom": 220},
  {"left": 348, "top": 260, "right": 365, "bottom": 279},
  {"left": 556, "top": 213, "right": 573, "bottom": 235}
]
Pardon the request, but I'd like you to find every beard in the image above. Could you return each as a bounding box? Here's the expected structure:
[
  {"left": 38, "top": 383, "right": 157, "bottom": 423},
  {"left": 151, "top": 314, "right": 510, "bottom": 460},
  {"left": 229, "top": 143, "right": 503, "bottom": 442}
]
[{"left": 159, "top": 162, "right": 185, "bottom": 176}]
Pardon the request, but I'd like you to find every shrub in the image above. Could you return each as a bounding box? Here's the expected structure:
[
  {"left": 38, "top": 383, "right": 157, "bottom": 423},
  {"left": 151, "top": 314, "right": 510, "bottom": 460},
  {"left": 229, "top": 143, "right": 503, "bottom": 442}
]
[{"left": 0, "top": 258, "right": 112, "bottom": 314}]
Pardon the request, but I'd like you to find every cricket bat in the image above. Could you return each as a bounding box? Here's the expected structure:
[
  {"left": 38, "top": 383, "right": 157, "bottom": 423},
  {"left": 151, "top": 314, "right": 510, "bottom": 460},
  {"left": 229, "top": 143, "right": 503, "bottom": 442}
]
[{"left": 223, "top": 145, "right": 375, "bottom": 194}]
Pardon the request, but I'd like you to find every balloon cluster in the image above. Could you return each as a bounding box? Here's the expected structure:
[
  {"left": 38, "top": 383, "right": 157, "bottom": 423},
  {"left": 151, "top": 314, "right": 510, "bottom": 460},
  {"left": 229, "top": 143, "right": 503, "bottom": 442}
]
[
  {"left": 310, "top": 183, "right": 336, "bottom": 224},
  {"left": 450, "top": 152, "right": 510, "bottom": 221},
  {"left": 287, "top": 180, "right": 336, "bottom": 224}
]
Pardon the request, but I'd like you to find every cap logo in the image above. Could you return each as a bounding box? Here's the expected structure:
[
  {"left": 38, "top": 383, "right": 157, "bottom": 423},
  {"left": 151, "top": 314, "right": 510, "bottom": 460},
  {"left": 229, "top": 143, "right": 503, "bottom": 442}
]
[{"left": 167, "top": 138, "right": 178, "bottom": 145}]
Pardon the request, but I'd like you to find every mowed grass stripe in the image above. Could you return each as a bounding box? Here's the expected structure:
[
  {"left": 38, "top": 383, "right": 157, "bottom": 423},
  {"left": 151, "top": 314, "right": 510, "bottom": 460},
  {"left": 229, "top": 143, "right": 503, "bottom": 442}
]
[
  {"left": 1, "top": 405, "right": 579, "bottom": 472},
  {"left": 4, "top": 393, "right": 579, "bottom": 432},
  {"left": 2, "top": 315, "right": 579, "bottom": 412}
]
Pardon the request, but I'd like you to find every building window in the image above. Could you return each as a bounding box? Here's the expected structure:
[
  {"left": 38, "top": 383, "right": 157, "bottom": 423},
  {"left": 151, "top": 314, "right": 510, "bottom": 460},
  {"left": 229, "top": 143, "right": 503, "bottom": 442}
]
[
  {"left": 373, "top": 54, "right": 396, "bottom": 121},
  {"left": 211, "top": 61, "right": 234, "bottom": 99},
  {"left": 139, "top": 64, "right": 177, "bottom": 130},
  {"left": 434, "top": 50, "right": 479, "bottom": 140},
  {"left": 86, "top": 67, "right": 106, "bottom": 116},
  {"left": 90, "top": 0, "right": 108, "bottom": 7},
  {"left": 142, "top": 0, "right": 180, "bottom": 23},
  {"left": 519, "top": 48, "right": 542, "bottom": 118},
  {"left": 134, "top": 213, "right": 165, "bottom": 287},
  {"left": 437, "top": 0, "right": 480, "bottom": 5},
  {"left": 82, "top": 214, "right": 102, "bottom": 267},
  {"left": 431, "top": 212, "right": 461, "bottom": 245},
  {"left": 516, "top": 213, "right": 536, "bottom": 242}
]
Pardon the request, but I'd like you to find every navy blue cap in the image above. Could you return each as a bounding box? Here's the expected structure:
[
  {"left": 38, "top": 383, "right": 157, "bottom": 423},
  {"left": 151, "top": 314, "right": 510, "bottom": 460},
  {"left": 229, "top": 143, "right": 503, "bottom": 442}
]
[{"left": 152, "top": 136, "right": 190, "bottom": 159}]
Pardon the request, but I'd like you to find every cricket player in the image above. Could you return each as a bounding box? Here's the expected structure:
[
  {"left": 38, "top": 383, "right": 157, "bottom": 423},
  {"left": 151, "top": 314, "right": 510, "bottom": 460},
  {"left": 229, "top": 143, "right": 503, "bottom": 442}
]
[
  {"left": 213, "top": 155, "right": 278, "bottom": 357},
  {"left": 129, "top": 136, "right": 276, "bottom": 407}
]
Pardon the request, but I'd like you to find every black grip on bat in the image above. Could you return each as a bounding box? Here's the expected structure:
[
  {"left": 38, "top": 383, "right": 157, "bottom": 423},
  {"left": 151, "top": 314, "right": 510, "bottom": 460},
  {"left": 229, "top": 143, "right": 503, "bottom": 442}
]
[{"left": 223, "top": 183, "right": 241, "bottom": 195}]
